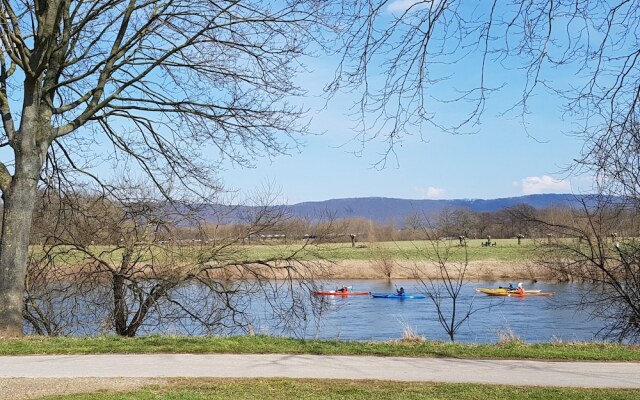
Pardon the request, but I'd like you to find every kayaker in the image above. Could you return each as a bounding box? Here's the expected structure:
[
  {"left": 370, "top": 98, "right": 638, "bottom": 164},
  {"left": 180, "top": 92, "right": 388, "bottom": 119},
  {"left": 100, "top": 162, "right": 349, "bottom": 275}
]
[
  {"left": 336, "top": 286, "right": 348, "bottom": 293},
  {"left": 396, "top": 287, "right": 405, "bottom": 296},
  {"left": 508, "top": 283, "right": 516, "bottom": 291},
  {"left": 515, "top": 282, "right": 525, "bottom": 295}
]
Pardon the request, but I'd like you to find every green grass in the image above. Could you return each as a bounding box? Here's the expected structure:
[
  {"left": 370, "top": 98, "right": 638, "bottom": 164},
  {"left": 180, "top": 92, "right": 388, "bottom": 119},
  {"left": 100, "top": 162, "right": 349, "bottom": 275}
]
[
  {"left": 214, "top": 238, "right": 540, "bottom": 264},
  {"left": 1, "top": 335, "right": 639, "bottom": 361},
  {"left": 29, "top": 239, "right": 541, "bottom": 266},
  {"left": 321, "top": 239, "right": 539, "bottom": 263},
  {"left": 41, "top": 378, "right": 640, "bottom": 400}
]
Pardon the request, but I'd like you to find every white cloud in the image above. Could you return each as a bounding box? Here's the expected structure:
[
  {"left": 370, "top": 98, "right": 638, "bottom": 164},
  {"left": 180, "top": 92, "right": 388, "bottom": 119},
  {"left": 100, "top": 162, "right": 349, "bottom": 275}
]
[
  {"left": 416, "top": 186, "right": 446, "bottom": 199},
  {"left": 519, "top": 175, "right": 571, "bottom": 195}
]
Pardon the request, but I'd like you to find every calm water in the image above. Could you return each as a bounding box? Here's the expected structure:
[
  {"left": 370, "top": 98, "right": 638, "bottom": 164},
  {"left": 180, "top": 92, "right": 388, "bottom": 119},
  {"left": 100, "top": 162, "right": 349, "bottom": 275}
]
[
  {"left": 32, "top": 279, "right": 607, "bottom": 343},
  {"left": 299, "top": 280, "right": 606, "bottom": 343}
]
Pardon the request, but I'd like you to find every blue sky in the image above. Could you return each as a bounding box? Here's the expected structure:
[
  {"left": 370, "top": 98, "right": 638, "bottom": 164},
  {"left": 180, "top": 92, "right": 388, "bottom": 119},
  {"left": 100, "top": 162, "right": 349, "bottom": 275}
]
[
  {"left": 221, "top": 2, "right": 593, "bottom": 205},
  {"left": 222, "top": 80, "right": 589, "bottom": 204}
]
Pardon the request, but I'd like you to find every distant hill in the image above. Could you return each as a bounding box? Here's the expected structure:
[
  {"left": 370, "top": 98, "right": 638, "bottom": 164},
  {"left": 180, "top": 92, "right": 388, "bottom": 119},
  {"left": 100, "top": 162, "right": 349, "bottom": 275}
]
[
  {"left": 285, "top": 194, "right": 583, "bottom": 224},
  {"left": 198, "top": 193, "right": 588, "bottom": 225}
]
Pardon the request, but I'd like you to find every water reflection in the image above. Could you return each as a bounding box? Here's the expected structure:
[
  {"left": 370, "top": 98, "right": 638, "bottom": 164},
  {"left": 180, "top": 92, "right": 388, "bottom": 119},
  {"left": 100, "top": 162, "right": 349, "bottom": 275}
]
[
  {"left": 25, "top": 279, "right": 607, "bottom": 343},
  {"left": 303, "top": 280, "right": 606, "bottom": 343}
]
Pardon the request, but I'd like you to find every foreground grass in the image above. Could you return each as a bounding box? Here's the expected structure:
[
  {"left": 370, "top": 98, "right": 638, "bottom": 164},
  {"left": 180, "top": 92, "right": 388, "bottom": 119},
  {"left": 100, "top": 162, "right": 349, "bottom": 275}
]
[
  {"left": 43, "top": 378, "right": 640, "bottom": 400},
  {"left": 1, "top": 335, "right": 639, "bottom": 361}
]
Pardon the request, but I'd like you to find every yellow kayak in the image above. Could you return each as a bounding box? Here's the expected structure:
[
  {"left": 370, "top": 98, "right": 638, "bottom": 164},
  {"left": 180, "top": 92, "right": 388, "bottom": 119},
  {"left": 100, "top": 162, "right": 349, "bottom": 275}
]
[{"left": 475, "top": 288, "right": 553, "bottom": 297}]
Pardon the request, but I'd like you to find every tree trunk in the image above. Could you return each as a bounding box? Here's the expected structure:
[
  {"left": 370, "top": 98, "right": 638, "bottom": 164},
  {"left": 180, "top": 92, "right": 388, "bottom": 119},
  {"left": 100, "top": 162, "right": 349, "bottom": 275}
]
[
  {"left": 113, "top": 273, "right": 128, "bottom": 336},
  {"left": 0, "top": 157, "right": 42, "bottom": 337},
  {"left": 124, "top": 284, "right": 168, "bottom": 337}
]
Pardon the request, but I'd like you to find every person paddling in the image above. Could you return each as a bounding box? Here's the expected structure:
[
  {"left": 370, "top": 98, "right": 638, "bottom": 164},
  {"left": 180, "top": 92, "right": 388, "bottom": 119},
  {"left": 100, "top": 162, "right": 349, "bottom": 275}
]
[{"left": 396, "top": 287, "right": 405, "bottom": 296}]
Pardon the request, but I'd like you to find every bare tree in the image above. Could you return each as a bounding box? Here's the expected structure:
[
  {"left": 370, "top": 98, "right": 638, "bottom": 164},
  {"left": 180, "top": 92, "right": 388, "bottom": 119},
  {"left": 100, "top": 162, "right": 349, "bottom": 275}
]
[
  {"left": 413, "top": 237, "right": 478, "bottom": 342},
  {"left": 511, "top": 195, "right": 640, "bottom": 343},
  {"left": 0, "top": 0, "right": 345, "bottom": 337},
  {"left": 407, "top": 214, "right": 481, "bottom": 342},
  {"left": 546, "top": 111, "right": 640, "bottom": 342},
  {"left": 333, "top": 1, "right": 640, "bottom": 167},
  {"left": 24, "top": 187, "right": 331, "bottom": 337}
]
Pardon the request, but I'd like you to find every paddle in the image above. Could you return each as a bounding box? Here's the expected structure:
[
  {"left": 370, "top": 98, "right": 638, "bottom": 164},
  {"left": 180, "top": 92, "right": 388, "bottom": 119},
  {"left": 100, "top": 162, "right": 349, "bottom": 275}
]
[{"left": 394, "top": 284, "right": 405, "bottom": 296}]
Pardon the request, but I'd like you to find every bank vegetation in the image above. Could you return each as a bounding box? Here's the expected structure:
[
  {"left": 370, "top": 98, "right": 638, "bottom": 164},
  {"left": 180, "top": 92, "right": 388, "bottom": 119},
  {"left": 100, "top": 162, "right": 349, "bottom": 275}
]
[{"left": 1, "top": 335, "right": 639, "bottom": 361}]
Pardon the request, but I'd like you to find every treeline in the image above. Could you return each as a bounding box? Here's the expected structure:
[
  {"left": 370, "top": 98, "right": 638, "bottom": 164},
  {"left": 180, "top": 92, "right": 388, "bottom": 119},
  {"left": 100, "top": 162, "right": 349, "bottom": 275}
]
[
  {"left": 20, "top": 193, "right": 640, "bottom": 245},
  {"left": 307, "top": 203, "right": 640, "bottom": 243}
]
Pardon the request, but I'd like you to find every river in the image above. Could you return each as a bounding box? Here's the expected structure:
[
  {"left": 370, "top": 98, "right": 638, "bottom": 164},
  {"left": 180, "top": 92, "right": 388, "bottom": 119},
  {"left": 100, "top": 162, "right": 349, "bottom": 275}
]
[
  {"left": 297, "top": 280, "right": 606, "bottom": 343},
  {"left": 28, "top": 279, "right": 608, "bottom": 344}
]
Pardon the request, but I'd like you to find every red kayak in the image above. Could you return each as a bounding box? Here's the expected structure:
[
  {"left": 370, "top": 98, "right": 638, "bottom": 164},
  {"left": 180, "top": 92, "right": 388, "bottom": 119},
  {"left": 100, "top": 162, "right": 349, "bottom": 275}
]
[{"left": 313, "top": 290, "right": 371, "bottom": 296}]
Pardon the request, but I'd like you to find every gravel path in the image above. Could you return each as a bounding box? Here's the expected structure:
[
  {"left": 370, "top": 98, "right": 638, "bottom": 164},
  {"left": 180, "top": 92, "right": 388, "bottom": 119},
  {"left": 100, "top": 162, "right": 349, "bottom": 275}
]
[
  {"left": 1, "top": 354, "right": 639, "bottom": 398},
  {"left": 0, "top": 377, "right": 168, "bottom": 399}
]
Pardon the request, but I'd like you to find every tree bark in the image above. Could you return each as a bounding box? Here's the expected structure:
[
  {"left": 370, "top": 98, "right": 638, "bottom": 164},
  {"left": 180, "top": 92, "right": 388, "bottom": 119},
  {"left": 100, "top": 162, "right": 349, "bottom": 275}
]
[
  {"left": 0, "top": 155, "right": 42, "bottom": 337},
  {"left": 0, "top": 79, "right": 51, "bottom": 336},
  {"left": 113, "top": 273, "right": 127, "bottom": 336}
]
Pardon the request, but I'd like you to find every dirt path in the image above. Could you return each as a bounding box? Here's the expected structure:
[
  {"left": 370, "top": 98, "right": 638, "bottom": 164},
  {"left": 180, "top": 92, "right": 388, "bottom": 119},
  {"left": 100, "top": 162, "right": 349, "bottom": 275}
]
[
  {"left": 1, "top": 354, "right": 639, "bottom": 398},
  {"left": 0, "top": 377, "right": 169, "bottom": 399}
]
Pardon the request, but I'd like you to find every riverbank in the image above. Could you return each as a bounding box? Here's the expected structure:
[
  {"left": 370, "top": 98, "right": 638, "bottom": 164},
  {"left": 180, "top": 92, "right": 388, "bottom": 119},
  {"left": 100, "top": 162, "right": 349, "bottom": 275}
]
[
  {"left": 324, "top": 259, "right": 547, "bottom": 281},
  {"left": 38, "top": 239, "right": 552, "bottom": 282},
  {"left": 2, "top": 335, "right": 637, "bottom": 360}
]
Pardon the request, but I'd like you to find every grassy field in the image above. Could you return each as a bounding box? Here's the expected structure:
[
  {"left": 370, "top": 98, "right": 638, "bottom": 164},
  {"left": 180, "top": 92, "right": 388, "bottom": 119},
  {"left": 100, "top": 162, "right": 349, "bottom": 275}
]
[
  {"left": 309, "top": 238, "right": 539, "bottom": 263},
  {"left": 192, "top": 238, "right": 539, "bottom": 263},
  {"left": 43, "top": 378, "right": 640, "bottom": 400},
  {"left": 2, "top": 335, "right": 638, "bottom": 361},
  {"left": 30, "top": 238, "right": 542, "bottom": 265}
]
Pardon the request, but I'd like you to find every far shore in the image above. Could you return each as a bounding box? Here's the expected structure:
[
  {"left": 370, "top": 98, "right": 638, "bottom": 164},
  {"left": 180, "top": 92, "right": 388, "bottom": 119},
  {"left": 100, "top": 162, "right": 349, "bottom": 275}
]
[{"left": 324, "top": 260, "right": 549, "bottom": 282}]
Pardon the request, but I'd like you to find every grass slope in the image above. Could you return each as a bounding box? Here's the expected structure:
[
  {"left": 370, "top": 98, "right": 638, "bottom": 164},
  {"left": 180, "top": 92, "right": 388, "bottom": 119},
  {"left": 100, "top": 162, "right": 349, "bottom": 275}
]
[{"left": 1, "top": 335, "right": 639, "bottom": 361}]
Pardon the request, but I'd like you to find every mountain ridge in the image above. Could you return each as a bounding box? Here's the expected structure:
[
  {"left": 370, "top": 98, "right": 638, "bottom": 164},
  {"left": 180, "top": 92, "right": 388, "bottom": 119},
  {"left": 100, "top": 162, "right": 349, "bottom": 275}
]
[
  {"left": 284, "top": 193, "right": 584, "bottom": 223},
  {"left": 197, "top": 193, "right": 592, "bottom": 225}
]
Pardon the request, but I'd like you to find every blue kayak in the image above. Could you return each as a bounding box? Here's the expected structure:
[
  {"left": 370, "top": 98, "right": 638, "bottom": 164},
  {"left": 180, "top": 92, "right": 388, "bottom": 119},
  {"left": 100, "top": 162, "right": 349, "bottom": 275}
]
[{"left": 371, "top": 293, "right": 426, "bottom": 299}]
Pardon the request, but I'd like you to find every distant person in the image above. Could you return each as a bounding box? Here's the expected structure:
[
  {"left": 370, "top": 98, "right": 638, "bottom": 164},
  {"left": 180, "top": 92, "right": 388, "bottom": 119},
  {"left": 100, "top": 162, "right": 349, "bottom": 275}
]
[
  {"left": 515, "top": 282, "right": 525, "bottom": 295},
  {"left": 336, "top": 286, "right": 348, "bottom": 293},
  {"left": 396, "top": 287, "right": 405, "bottom": 296},
  {"left": 508, "top": 283, "right": 515, "bottom": 291}
]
